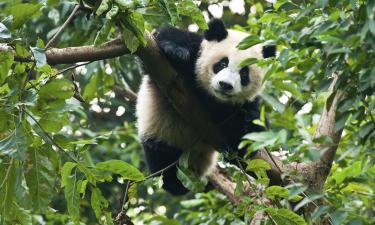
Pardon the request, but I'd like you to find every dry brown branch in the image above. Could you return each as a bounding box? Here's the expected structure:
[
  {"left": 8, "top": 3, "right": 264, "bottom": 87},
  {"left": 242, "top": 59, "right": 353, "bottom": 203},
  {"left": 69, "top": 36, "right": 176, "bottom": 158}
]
[
  {"left": 249, "top": 211, "right": 267, "bottom": 225},
  {"left": 208, "top": 167, "right": 241, "bottom": 204},
  {"left": 45, "top": 38, "right": 128, "bottom": 64}
]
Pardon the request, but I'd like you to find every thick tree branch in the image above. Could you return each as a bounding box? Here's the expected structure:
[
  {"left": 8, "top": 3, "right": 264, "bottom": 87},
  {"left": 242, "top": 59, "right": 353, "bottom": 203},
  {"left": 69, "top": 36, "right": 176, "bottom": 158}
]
[
  {"left": 45, "top": 38, "right": 128, "bottom": 64},
  {"left": 208, "top": 167, "right": 241, "bottom": 205}
]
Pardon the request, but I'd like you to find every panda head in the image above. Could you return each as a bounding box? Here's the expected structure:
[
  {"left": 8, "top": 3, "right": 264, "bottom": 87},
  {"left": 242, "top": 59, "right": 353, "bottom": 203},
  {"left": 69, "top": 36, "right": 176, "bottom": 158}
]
[{"left": 195, "top": 19, "right": 276, "bottom": 104}]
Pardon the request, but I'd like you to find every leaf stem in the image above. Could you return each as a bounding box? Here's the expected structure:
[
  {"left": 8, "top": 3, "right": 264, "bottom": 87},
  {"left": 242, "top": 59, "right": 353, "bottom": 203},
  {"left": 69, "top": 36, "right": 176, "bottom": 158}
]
[
  {"left": 0, "top": 158, "right": 14, "bottom": 189},
  {"left": 45, "top": 4, "right": 81, "bottom": 49},
  {"left": 23, "top": 109, "right": 79, "bottom": 163}
]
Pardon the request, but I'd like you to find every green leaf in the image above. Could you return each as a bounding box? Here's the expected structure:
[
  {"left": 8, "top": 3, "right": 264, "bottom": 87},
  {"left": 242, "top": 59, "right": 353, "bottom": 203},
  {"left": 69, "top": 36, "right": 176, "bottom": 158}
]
[
  {"left": 0, "top": 52, "right": 13, "bottom": 84},
  {"left": 121, "top": 11, "right": 147, "bottom": 46},
  {"left": 38, "top": 112, "right": 68, "bottom": 133},
  {"left": 61, "top": 162, "right": 77, "bottom": 187},
  {"left": 96, "top": 160, "right": 144, "bottom": 181},
  {"left": 77, "top": 162, "right": 107, "bottom": 185},
  {"left": 237, "top": 35, "right": 262, "bottom": 50},
  {"left": 332, "top": 161, "right": 362, "bottom": 185},
  {"left": 243, "top": 131, "right": 277, "bottom": 142},
  {"left": 178, "top": 151, "right": 190, "bottom": 168},
  {"left": 273, "top": 80, "right": 304, "bottom": 100},
  {"left": 177, "top": 0, "right": 207, "bottom": 29},
  {"left": 331, "top": 210, "right": 348, "bottom": 225},
  {"left": 122, "top": 26, "right": 140, "bottom": 53},
  {"left": 8, "top": 3, "right": 42, "bottom": 29},
  {"left": 157, "top": 0, "right": 178, "bottom": 25},
  {"left": 0, "top": 122, "right": 29, "bottom": 159},
  {"left": 148, "top": 215, "right": 180, "bottom": 225},
  {"left": 294, "top": 193, "right": 324, "bottom": 211},
  {"left": 91, "top": 187, "right": 110, "bottom": 221},
  {"left": 261, "top": 93, "right": 285, "bottom": 112},
  {"left": 238, "top": 58, "right": 258, "bottom": 68},
  {"left": 0, "top": 22, "right": 11, "bottom": 40},
  {"left": 176, "top": 166, "right": 206, "bottom": 193},
  {"left": 265, "top": 186, "right": 289, "bottom": 200},
  {"left": 0, "top": 160, "right": 16, "bottom": 219},
  {"left": 246, "top": 159, "right": 271, "bottom": 171},
  {"left": 10, "top": 202, "right": 32, "bottom": 225},
  {"left": 64, "top": 171, "right": 81, "bottom": 223},
  {"left": 30, "top": 46, "right": 47, "bottom": 68},
  {"left": 114, "top": 0, "right": 133, "bottom": 8},
  {"left": 265, "top": 208, "right": 307, "bottom": 225},
  {"left": 278, "top": 48, "right": 290, "bottom": 68},
  {"left": 180, "top": 199, "right": 205, "bottom": 208},
  {"left": 83, "top": 72, "right": 100, "bottom": 101},
  {"left": 24, "top": 147, "right": 55, "bottom": 212},
  {"left": 369, "top": 19, "right": 375, "bottom": 36},
  {"left": 96, "top": 0, "right": 110, "bottom": 16},
  {"left": 106, "top": 5, "right": 119, "bottom": 19},
  {"left": 39, "top": 78, "right": 75, "bottom": 103},
  {"left": 335, "top": 111, "right": 350, "bottom": 132}
]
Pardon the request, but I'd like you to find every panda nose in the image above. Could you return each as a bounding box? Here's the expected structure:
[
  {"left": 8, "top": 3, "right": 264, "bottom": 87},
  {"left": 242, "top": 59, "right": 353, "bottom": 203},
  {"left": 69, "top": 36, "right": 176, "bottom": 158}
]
[{"left": 219, "top": 81, "right": 233, "bottom": 91}]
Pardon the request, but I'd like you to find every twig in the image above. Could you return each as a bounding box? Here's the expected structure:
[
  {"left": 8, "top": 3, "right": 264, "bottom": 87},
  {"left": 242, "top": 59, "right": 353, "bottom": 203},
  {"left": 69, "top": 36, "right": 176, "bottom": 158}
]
[
  {"left": 0, "top": 158, "right": 14, "bottom": 189},
  {"left": 54, "top": 61, "right": 91, "bottom": 76},
  {"left": 138, "top": 160, "right": 178, "bottom": 183},
  {"left": 113, "top": 85, "right": 138, "bottom": 102},
  {"left": 45, "top": 4, "right": 81, "bottom": 49},
  {"left": 120, "top": 180, "right": 131, "bottom": 211},
  {"left": 71, "top": 73, "right": 86, "bottom": 103},
  {"left": 115, "top": 160, "right": 178, "bottom": 223},
  {"left": 235, "top": 157, "right": 260, "bottom": 197}
]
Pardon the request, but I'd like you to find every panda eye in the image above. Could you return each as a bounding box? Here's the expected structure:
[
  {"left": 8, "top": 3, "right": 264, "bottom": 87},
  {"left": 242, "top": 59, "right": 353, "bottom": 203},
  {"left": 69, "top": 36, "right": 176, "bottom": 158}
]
[
  {"left": 213, "top": 57, "right": 229, "bottom": 74},
  {"left": 240, "top": 67, "right": 250, "bottom": 86}
]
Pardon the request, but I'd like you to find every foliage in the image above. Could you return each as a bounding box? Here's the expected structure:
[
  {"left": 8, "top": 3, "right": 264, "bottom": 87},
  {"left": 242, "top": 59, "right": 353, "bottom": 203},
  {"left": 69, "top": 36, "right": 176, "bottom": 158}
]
[{"left": 0, "top": 0, "right": 374, "bottom": 225}]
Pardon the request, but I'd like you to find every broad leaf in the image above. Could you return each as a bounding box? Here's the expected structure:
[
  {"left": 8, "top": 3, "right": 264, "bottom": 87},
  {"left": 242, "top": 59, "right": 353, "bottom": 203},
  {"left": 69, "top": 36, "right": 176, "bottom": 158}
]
[
  {"left": 61, "top": 162, "right": 77, "bottom": 187},
  {"left": 177, "top": 0, "right": 207, "bottom": 29},
  {"left": 176, "top": 166, "right": 206, "bottom": 193},
  {"left": 24, "top": 148, "right": 55, "bottom": 212},
  {"left": 30, "top": 47, "right": 46, "bottom": 68},
  {"left": 64, "top": 172, "right": 81, "bottom": 223},
  {"left": 265, "top": 208, "right": 307, "bottom": 225},
  {"left": 8, "top": 3, "right": 42, "bottom": 29},
  {"left": 0, "top": 22, "right": 11, "bottom": 39},
  {"left": 237, "top": 35, "right": 262, "bottom": 50},
  {"left": 96, "top": 160, "right": 144, "bottom": 181},
  {"left": 0, "top": 122, "right": 29, "bottom": 159},
  {"left": 38, "top": 78, "right": 74, "bottom": 105}
]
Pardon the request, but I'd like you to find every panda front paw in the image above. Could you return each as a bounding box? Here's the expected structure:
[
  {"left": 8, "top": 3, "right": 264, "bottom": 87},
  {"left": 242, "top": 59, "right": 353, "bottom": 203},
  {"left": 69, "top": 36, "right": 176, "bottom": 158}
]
[{"left": 158, "top": 40, "right": 191, "bottom": 62}]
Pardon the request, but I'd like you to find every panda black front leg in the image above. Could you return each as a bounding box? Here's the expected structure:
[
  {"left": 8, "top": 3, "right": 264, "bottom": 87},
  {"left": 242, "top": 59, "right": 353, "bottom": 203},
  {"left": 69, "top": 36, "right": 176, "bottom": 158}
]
[
  {"left": 141, "top": 137, "right": 189, "bottom": 195},
  {"left": 155, "top": 26, "right": 202, "bottom": 74}
]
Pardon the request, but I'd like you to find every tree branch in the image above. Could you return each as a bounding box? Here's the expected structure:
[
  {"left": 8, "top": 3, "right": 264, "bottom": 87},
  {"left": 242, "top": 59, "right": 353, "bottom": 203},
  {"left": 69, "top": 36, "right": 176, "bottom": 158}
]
[{"left": 45, "top": 38, "right": 128, "bottom": 64}]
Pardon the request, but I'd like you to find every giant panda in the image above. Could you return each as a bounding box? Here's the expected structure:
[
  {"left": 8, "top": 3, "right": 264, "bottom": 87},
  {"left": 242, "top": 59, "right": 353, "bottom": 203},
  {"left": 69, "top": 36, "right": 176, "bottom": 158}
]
[{"left": 136, "top": 19, "right": 276, "bottom": 195}]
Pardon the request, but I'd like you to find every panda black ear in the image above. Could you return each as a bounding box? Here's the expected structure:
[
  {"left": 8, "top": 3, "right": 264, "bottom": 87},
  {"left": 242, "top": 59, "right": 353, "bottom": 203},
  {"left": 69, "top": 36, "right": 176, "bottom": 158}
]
[
  {"left": 262, "top": 45, "right": 276, "bottom": 58},
  {"left": 204, "top": 19, "right": 228, "bottom": 42}
]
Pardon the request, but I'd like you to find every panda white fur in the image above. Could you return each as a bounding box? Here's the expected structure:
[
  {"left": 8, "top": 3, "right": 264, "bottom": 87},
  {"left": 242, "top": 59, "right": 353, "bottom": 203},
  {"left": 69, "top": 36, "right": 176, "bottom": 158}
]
[{"left": 136, "top": 19, "right": 276, "bottom": 195}]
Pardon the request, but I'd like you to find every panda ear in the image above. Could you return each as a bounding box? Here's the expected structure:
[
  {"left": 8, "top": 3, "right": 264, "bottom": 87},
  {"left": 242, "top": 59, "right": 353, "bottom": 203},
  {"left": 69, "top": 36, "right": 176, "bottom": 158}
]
[
  {"left": 262, "top": 45, "right": 276, "bottom": 58},
  {"left": 204, "top": 19, "right": 228, "bottom": 42}
]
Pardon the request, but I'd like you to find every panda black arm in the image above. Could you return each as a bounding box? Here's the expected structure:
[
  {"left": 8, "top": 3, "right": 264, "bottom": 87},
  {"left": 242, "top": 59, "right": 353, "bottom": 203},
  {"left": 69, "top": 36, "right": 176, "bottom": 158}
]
[
  {"left": 155, "top": 26, "right": 203, "bottom": 73},
  {"left": 243, "top": 98, "right": 265, "bottom": 133}
]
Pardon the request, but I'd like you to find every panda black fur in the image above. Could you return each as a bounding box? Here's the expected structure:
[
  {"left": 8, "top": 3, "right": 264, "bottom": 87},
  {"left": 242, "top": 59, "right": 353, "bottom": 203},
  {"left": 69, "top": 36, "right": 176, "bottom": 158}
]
[{"left": 136, "top": 19, "right": 276, "bottom": 195}]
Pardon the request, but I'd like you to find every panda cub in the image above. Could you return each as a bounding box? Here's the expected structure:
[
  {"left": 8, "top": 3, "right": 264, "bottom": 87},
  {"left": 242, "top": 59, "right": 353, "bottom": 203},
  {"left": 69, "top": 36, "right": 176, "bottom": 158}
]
[{"left": 136, "top": 19, "right": 276, "bottom": 195}]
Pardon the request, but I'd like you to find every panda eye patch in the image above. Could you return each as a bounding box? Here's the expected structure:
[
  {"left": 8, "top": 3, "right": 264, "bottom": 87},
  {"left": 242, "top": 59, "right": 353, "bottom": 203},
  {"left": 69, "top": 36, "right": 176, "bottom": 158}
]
[
  {"left": 240, "top": 67, "right": 250, "bottom": 86},
  {"left": 213, "top": 57, "right": 229, "bottom": 74}
]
